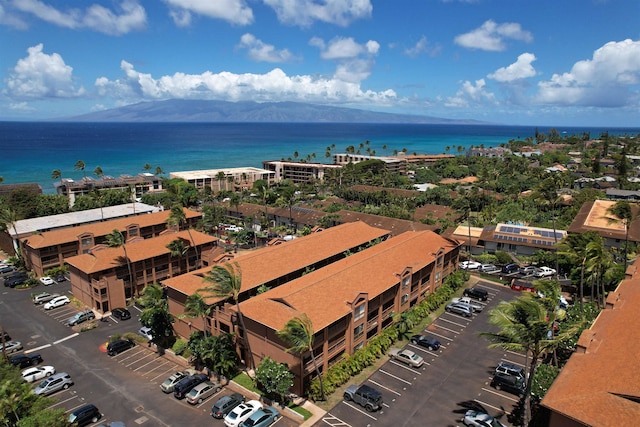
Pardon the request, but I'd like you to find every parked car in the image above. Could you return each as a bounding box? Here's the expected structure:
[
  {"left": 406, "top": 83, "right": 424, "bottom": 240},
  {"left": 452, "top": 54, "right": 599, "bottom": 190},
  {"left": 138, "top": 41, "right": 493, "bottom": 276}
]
[
  {"left": 445, "top": 302, "right": 473, "bottom": 318},
  {"left": 224, "top": 400, "right": 262, "bottom": 427},
  {"left": 343, "top": 384, "right": 383, "bottom": 412},
  {"left": 111, "top": 307, "right": 131, "bottom": 320},
  {"left": 10, "top": 353, "right": 42, "bottom": 368},
  {"left": 452, "top": 296, "right": 484, "bottom": 312},
  {"left": 5, "top": 272, "right": 29, "bottom": 288},
  {"left": 39, "top": 276, "right": 55, "bottom": 286},
  {"left": 463, "top": 287, "right": 489, "bottom": 301},
  {"left": 33, "top": 372, "right": 73, "bottom": 395},
  {"left": 186, "top": 380, "right": 223, "bottom": 404},
  {"left": 534, "top": 266, "right": 557, "bottom": 278},
  {"left": 459, "top": 260, "right": 481, "bottom": 270},
  {"left": 160, "top": 371, "right": 190, "bottom": 393},
  {"left": 44, "top": 295, "right": 70, "bottom": 310},
  {"left": 22, "top": 366, "right": 55, "bottom": 382},
  {"left": 211, "top": 393, "right": 245, "bottom": 419},
  {"left": 66, "top": 309, "right": 95, "bottom": 326},
  {"left": 54, "top": 272, "right": 67, "bottom": 282},
  {"left": 491, "top": 372, "right": 526, "bottom": 396},
  {"left": 33, "top": 292, "right": 60, "bottom": 305},
  {"left": 501, "top": 263, "right": 520, "bottom": 274},
  {"left": 0, "top": 265, "right": 15, "bottom": 275},
  {"left": 138, "top": 326, "right": 153, "bottom": 340},
  {"left": 1, "top": 331, "right": 11, "bottom": 341},
  {"left": 388, "top": 348, "right": 424, "bottom": 368},
  {"left": 479, "top": 264, "right": 498, "bottom": 273},
  {"left": 174, "top": 373, "right": 209, "bottom": 399},
  {"left": 463, "top": 410, "right": 508, "bottom": 427},
  {"left": 410, "top": 334, "right": 440, "bottom": 351},
  {"left": 239, "top": 406, "right": 279, "bottom": 427},
  {"left": 495, "top": 361, "right": 525, "bottom": 380},
  {"left": 0, "top": 340, "right": 23, "bottom": 354},
  {"left": 68, "top": 403, "right": 101, "bottom": 426},
  {"left": 107, "top": 339, "right": 135, "bottom": 356},
  {"left": 520, "top": 265, "right": 538, "bottom": 276}
]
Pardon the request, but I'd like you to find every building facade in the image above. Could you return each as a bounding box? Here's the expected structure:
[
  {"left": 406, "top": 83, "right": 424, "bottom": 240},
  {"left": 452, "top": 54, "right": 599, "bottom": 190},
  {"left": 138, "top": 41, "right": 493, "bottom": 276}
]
[
  {"left": 262, "top": 160, "right": 342, "bottom": 184},
  {"left": 55, "top": 173, "right": 164, "bottom": 207},
  {"left": 170, "top": 167, "right": 276, "bottom": 192}
]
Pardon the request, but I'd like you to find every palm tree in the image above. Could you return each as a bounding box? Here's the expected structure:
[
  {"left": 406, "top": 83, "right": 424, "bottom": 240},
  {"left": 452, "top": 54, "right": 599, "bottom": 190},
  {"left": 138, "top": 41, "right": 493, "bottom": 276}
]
[
  {"left": 200, "top": 262, "right": 255, "bottom": 370},
  {"left": 277, "top": 313, "right": 326, "bottom": 400},
  {"left": 74, "top": 160, "right": 87, "bottom": 180},
  {"left": 154, "top": 166, "right": 165, "bottom": 176},
  {"left": 105, "top": 229, "right": 135, "bottom": 298},
  {"left": 481, "top": 294, "right": 566, "bottom": 427},
  {"left": 143, "top": 163, "right": 152, "bottom": 172},
  {"left": 51, "top": 169, "right": 61, "bottom": 181},
  {"left": 0, "top": 206, "right": 19, "bottom": 254},
  {"left": 94, "top": 166, "right": 104, "bottom": 180},
  {"left": 167, "top": 204, "right": 199, "bottom": 267},
  {"left": 139, "top": 283, "right": 174, "bottom": 348},
  {"left": 216, "top": 171, "right": 226, "bottom": 193},
  {"left": 181, "top": 293, "right": 213, "bottom": 337},
  {"left": 166, "top": 238, "right": 189, "bottom": 274}
]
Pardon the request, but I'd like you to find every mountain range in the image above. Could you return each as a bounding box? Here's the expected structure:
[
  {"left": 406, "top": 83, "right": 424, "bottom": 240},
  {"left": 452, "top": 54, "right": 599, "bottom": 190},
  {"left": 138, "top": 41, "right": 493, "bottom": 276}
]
[{"left": 64, "top": 99, "right": 486, "bottom": 124}]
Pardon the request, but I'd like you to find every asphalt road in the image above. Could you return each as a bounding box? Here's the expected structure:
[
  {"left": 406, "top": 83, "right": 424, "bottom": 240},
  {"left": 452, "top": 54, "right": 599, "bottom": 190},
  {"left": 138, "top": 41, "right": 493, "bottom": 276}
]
[
  {"left": 1, "top": 280, "right": 299, "bottom": 427},
  {"left": 315, "top": 280, "right": 526, "bottom": 427}
]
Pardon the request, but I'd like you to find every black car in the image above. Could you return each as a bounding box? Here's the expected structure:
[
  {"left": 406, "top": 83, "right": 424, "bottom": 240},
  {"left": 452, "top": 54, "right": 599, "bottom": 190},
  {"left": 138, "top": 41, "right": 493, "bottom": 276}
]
[
  {"left": 106, "top": 339, "right": 135, "bottom": 356},
  {"left": 54, "top": 273, "right": 67, "bottom": 282},
  {"left": 111, "top": 307, "right": 131, "bottom": 320},
  {"left": 491, "top": 372, "right": 525, "bottom": 396},
  {"left": 68, "top": 404, "right": 101, "bottom": 426},
  {"left": 501, "top": 263, "right": 520, "bottom": 274},
  {"left": 211, "top": 392, "right": 245, "bottom": 419},
  {"left": 173, "top": 373, "right": 209, "bottom": 399},
  {"left": 410, "top": 334, "right": 441, "bottom": 351},
  {"left": 4, "top": 272, "right": 28, "bottom": 288},
  {"left": 10, "top": 353, "right": 43, "bottom": 368},
  {"left": 463, "top": 287, "right": 489, "bottom": 301},
  {"left": 1, "top": 331, "right": 10, "bottom": 342}
]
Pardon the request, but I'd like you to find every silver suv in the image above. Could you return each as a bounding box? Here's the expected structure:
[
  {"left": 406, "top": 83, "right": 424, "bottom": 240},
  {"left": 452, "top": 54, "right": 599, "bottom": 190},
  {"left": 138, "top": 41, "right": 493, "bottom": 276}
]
[
  {"left": 66, "top": 309, "right": 95, "bottom": 326},
  {"left": 33, "top": 372, "right": 73, "bottom": 395},
  {"left": 445, "top": 302, "right": 473, "bottom": 318}
]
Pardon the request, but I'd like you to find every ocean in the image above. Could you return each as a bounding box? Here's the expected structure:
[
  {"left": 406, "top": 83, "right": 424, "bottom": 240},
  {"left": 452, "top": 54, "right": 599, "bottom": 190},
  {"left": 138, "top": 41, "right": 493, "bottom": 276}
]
[{"left": 1, "top": 122, "right": 638, "bottom": 194}]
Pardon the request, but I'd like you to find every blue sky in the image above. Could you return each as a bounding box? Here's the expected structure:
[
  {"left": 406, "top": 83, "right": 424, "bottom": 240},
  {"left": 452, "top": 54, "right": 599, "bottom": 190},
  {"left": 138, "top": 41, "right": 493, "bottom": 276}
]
[{"left": 0, "top": 0, "right": 639, "bottom": 126}]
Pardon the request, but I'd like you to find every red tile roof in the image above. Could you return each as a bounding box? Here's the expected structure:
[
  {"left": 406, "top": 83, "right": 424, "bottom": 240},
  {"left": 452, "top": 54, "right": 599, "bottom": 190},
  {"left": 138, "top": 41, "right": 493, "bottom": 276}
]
[
  {"left": 541, "top": 261, "right": 640, "bottom": 426},
  {"left": 163, "top": 221, "right": 390, "bottom": 303},
  {"left": 22, "top": 208, "right": 201, "bottom": 249},
  {"left": 240, "top": 230, "right": 458, "bottom": 331},
  {"left": 65, "top": 230, "right": 216, "bottom": 274}
]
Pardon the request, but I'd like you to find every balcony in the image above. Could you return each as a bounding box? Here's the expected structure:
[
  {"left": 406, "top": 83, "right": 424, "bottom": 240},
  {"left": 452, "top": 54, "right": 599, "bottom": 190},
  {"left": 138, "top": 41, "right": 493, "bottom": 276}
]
[{"left": 367, "top": 318, "right": 379, "bottom": 331}]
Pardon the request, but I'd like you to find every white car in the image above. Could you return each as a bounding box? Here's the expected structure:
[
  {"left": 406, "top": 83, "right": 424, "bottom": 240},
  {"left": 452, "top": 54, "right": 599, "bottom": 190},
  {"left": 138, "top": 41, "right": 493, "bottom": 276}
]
[
  {"left": 22, "top": 366, "right": 56, "bottom": 383},
  {"left": 138, "top": 326, "right": 153, "bottom": 340},
  {"left": 39, "top": 276, "right": 55, "bottom": 286},
  {"left": 463, "top": 409, "right": 507, "bottom": 427},
  {"left": 223, "top": 399, "right": 262, "bottom": 427},
  {"left": 0, "top": 340, "right": 23, "bottom": 354},
  {"left": 459, "top": 261, "right": 481, "bottom": 270},
  {"left": 44, "top": 295, "right": 70, "bottom": 310},
  {"left": 534, "top": 266, "right": 557, "bottom": 278},
  {"left": 452, "top": 296, "right": 484, "bottom": 312}
]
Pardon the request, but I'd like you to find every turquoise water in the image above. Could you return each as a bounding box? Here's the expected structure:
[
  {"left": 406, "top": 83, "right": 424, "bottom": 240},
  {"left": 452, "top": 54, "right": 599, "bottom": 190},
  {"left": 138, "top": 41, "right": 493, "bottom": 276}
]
[{"left": 1, "top": 122, "right": 637, "bottom": 193}]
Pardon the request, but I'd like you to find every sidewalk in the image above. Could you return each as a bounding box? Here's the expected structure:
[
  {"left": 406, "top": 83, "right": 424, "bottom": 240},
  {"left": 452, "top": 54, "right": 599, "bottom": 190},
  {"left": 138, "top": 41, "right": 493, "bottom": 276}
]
[{"left": 299, "top": 400, "right": 326, "bottom": 427}]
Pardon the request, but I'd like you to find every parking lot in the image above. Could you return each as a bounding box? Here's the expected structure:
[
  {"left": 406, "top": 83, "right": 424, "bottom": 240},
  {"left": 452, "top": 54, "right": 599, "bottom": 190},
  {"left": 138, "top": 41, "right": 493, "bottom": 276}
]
[
  {"left": 316, "top": 280, "right": 525, "bottom": 427},
  {"left": 2, "top": 281, "right": 300, "bottom": 427}
]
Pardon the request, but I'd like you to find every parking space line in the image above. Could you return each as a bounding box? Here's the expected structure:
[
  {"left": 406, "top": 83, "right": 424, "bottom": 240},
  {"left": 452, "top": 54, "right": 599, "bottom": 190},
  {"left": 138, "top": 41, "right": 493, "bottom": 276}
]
[
  {"left": 133, "top": 355, "right": 164, "bottom": 371},
  {"left": 148, "top": 361, "right": 175, "bottom": 380},
  {"left": 474, "top": 283, "right": 498, "bottom": 293},
  {"left": 481, "top": 387, "right": 520, "bottom": 403},
  {"left": 506, "top": 350, "right": 525, "bottom": 358},
  {"left": 125, "top": 350, "right": 155, "bottom": 366},
  {"left": 368, "top": 378, "right": 402, "bottom": 395},
  {"left": 379, "top": 368, "right": 413, "bottom": 384},
  {"left": 473, "top": 399, "right": 511, "bottom": 415},
  {"left": 47, "top": 395, "right": 78, "bottom": 409},
  {"left": 340, "top": 401, "right": 378, "bottom": 420},
  {"left": 389, "top": 359, "right": 425, "bottom": 372},
  {"left": 438, "top": 316, "right": 469, "bottom": 328},
  {"left": 53, "top": 333, "right": 78, "bottom": 345},
  {"left": 425, "top": 330, "right": 453, "bottom": 341},
  {"left": 432, "top": 323, "right": 461, "bottom": 335},
  {"left": 500, "top": 358, "right": 525, "bottom": 367},
  {"left": 25, "top": 343, "right": 51, "bottom": 353},
  {"left": 321, "top": 413, "right": 352, "bottom": 427},
  {"left": 407, "top": 343, "right": 440, "bottom": 356}
]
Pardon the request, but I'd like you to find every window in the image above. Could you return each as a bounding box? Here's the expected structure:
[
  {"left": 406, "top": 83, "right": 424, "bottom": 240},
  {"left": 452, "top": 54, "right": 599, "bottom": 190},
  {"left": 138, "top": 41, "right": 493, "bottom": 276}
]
[
  {"left": 354, "top": 324, "right": 364, "bottom": 340},
  {"left": 401, "top": 276, "right": 410, "bottom": 289},
  {"left": 354, "top": 304, "right": 365, "bottom": 321},
  {"left": 435, "top": 271, "right": 441, "bottom": 284},
  {"left": 401, "top": 293, "right": 409, "bottom": 305}
]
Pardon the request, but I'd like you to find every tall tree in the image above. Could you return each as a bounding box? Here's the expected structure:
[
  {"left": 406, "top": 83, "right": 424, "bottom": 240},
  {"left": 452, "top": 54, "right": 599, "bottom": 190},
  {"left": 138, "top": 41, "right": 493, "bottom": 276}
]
[
  {"left": 138, "top": 283, "right": 174, "bottom": 348},
  {"left": 166, "top": 238, "right": 189, "bottom": 275},
  {"left": 200, "top": 262, "right": 255, "bottom": 370},
  {"left": 277, "top": 313, "right": 326, "bottom": 400},
  {"left": 167, "top": 204, "right": 199, "bottom": 267},
  {"left": 181, "top": 293, "right": 213, "bottom": 337},
  {"left": 74, "top": 159, "right": 87, "bottom": 180},
  {"left": 105, "top": 229, "right": 135, "bottom": 298},
  {"left": 51, "top": 169, "right": 61, "bottom": 182},
  {"left": 0, "top": 206, "right": 20, "bottom": 254}
]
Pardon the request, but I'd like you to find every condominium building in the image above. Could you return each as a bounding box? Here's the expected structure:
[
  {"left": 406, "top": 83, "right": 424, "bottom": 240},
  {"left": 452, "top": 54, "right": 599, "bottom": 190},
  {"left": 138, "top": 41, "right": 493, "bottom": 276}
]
[
  {"left": 55, "top": 173, "right": 164, "bottom": 207},
  {"left": 262, "top": 160, "right": 342, "bottom": 184},
  {"left": 170, "top": 167, "right": 276, "bottom": 192},
  {"left": 333, "top": 153, "right": 407, "bottom": 175}
]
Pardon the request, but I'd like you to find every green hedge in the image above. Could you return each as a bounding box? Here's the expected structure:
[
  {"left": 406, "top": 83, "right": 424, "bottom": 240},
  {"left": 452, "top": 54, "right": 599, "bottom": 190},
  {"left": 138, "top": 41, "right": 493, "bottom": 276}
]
[{"left": 307, "top": 271, "right": 466, "bottom": 401}]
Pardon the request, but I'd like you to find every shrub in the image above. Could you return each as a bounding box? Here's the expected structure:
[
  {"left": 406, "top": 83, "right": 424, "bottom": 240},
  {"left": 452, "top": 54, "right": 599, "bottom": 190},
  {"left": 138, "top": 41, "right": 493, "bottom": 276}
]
[{"left": 172, "top": 338, "right": 188, "bottom": 355}]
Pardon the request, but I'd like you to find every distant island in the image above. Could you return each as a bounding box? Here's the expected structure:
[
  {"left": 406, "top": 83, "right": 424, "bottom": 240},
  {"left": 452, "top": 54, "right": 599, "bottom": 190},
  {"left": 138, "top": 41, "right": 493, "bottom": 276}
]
[{"left": 62, "top": 99, "right": 488, "bottom": 124}]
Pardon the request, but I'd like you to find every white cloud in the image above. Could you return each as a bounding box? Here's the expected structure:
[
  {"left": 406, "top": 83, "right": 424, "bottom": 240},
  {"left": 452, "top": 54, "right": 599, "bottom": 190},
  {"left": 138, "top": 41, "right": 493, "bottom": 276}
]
[
  {"left": 3, "top": 44, "right": 85, "bottom": 99},
  {"left": 536, "top": 39, "right": 640, "bottom": 107},
  {"left": 454, "top": 20, "right": 532, "bottom": 51},
  {"left": 403, "top": 36, "right": 441, "bottom": 58},
  {"left": 263, "top": 0, "right": 372, "bottom": 27},
  {"left": 95, "top": 60, "right": 397, "bottom": 106},
  {"left": 163, "top": 0, "right": 253, "bottom": 26},
  {"left": 445, "top": 79, "right": 496, "bottom": 107},
  {"left": 315, "top": 36, "right": 375, "bottom": 59},
  {"left": 488, "top": 52, "right": 537, "bottom": 82},
  {"left": 10, "top": 0, "right": 146, "bottom": 35},
  {"left": 238, "top": 33, "right": 295, "bottom": 63}
]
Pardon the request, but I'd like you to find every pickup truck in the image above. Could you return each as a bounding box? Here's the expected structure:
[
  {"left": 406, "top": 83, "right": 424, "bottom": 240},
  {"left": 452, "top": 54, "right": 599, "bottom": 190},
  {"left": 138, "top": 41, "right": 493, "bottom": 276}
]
[
  {"left": 389, "top": 348, "right": 424, "bottom": 367},
  {"left": 451, "top": 296, "right": 484, "bottom": 312},
  {"left": 343, "top": 384, "right": 383, "bottom": 412}
]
